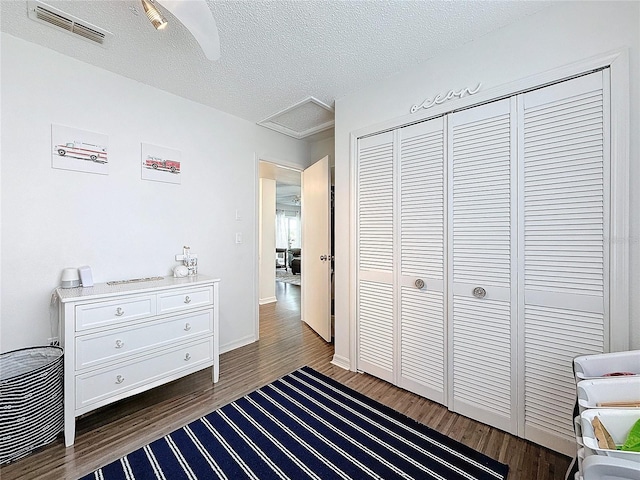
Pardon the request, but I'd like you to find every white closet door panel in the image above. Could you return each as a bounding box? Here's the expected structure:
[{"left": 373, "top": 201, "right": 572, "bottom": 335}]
[
  {"left": 451, "top": 295, "right": 513, "bottom": 431},
  {"left": 523, "top": 77, "right": 606, "bottom": 297},
  {"left": 398, "top": 118, "right": 446, "bottom": 402},
  {"left": 357, "top": 131, "right": 395, "bottom": 382},
  {"left": 358, "top": 280, "right": 394, "bottom": 382},
  {"left": 399, "top": 287, "right": 445, "bottom": 402},
  {"left": 520, "top": 71, "right": 608, "bottom": 455},
  {"left": 449, "top": 98, "right": 516, "bottom": 434},
  {"left": 399, "top": 119, "right": 445, "bottom": 280},
  {"left": 451, "top": 100, "right": 512, "bottom": 289},
  {"left": 358, "top": 132, "right": 394, "bottom": 273},
  {"left": 523, "top": 305, "right": 604, "bottom": 452}
]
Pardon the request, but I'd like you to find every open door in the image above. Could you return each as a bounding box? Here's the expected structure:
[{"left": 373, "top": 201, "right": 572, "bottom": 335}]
[{"left": 301, "top": 156, "right": 332, "bottom": 342}]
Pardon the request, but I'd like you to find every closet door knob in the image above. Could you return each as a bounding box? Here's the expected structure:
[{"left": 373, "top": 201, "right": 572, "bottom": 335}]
[
  {"left": 320, "top": 255, "right": 327, "bottom": 261},
  {"left": 473, "top": 287, "right": 487, "bottom": 299},
  {"left": 414, "top": 279, "right": 425, "bottom": 289}
]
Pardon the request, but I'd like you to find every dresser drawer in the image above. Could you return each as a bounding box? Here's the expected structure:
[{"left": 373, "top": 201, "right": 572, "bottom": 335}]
[
  {"left": 76, "top": 338, "right": 213, "bottom": 410},
  {"left": 157, "top": 286, "right": 213, "bottom": 314},
  {"left": 75, "top": 309, "right": 213, "bottom": 370},
  {"left": 75, "top": 295, "right": 156, "bottom": 331}
]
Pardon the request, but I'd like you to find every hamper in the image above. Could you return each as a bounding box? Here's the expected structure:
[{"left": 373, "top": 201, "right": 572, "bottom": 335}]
[{"left": 0, "top": 346, "right": 64, "bottom": 464}]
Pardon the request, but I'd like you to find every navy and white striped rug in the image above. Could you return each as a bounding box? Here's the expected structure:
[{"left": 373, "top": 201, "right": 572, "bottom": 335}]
[{"left": 82, "top": 367, "right": 508, "bottom": 479}]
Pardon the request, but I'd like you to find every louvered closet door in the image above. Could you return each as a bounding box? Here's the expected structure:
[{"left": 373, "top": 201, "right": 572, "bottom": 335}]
[
  {"left": 448, "top": 98, "right": 518, "bottom": 434},
  {"left": 357, "top": 131, "right": 395, "bottom": 382},
  {"left": 398, "top": 118, "right": 446, "bottom": 403},
  {"left": 519, "top": 71, "right": 609, "bottom": 455}
]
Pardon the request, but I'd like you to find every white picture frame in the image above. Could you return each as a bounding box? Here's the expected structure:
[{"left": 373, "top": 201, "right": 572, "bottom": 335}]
[
  {"left": 51, "top": 124, "right": 109, "bottom": 175},
  {"left": 141, "top": 143, "right": 182, "bottom": 184}
]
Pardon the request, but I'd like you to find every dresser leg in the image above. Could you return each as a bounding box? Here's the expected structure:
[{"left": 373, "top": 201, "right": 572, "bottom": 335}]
[
  {"left": 64, "top": 417, "right": 75, "bottom": 447},
  {"left": 62, "top": 300, "right": 76, "bottom": 447}
]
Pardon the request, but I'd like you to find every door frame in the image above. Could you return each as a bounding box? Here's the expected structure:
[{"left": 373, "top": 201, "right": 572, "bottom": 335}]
[
  {"left": 254, "top": 155, "right": 303, "bottom": 340},
  {"left": 348, "top": 48, "right": 630, "bottom": 370}
]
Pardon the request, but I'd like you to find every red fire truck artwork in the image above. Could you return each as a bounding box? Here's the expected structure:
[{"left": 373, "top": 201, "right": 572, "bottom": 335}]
[
  {"left": 54, "top": 142, "right": 108, "bottom": 163},
  {"left": 144, "top": 156, "right": 181, "bottom": 174}
]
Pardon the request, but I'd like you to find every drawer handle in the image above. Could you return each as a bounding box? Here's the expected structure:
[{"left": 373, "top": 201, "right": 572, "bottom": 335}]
[
  {"left": 185, "top": 353, "right": 191, "bottom": 361},
  {"left": 115, "top": 375, "right": 125, "bottom": 384},
  {"left": 473, "top": 287, "right": 487, "bottom": 299},
  {"left": 115, "top": 307, "right": 124, "bottom": 317},
  {"left": 115, "top": 339, "right": 125, "bottom": 349},
  {"left": 184, "top": 323, "right": 191, "bottom": 331},
  {"left": 184, "top": 296, "right": 191, "bottom": 304}
]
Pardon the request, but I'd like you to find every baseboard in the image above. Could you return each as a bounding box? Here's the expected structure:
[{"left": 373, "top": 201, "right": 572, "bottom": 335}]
[
  {"left": 331, "top": 353, "right": 351, "bottom": 371},
  {"left": 220, "top": 334, "right": 257, "bottom": 355},
  {"left": 259, "top": 296, "right": 277, "bottom": 305}
]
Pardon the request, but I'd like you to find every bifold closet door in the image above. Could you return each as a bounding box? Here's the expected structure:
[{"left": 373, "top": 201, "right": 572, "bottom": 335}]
[
  {"left": 357, "top": 131, "right": 395, "bottom": 383},
  {"left": 519, "top": 71, "right": 609, "bottom": 454},
  {"left": 398, "top": 118, "right": 446, "bottom": 403},
  {"left": 448, "top": 98, "right": 518, "bottom": 434}
]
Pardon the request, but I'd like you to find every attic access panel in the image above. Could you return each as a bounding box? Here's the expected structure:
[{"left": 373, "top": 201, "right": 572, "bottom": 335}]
[{"left": 258, "top": 97, "right": 334, "bottom": 139}]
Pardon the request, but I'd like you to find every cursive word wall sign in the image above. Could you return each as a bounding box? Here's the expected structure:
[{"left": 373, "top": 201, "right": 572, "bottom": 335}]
[{"left": 410, "top": 83, "right": 482, "bottom": 114}]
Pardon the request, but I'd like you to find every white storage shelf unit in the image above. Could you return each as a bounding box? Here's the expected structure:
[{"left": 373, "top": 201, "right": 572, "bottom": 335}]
[
  {"left": 571, "top": 350, "right": 640, "bottom": 480},
  {"left": 56, "top": 274, "right": 220, "bottom": 447}
]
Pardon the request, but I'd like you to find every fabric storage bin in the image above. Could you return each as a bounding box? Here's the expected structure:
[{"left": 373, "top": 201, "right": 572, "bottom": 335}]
[
  {"left": 0, "top": 346, "right": 64, "bottom": 464},
  {"left": 574, "top": 350, "right": 640, "bottom": 381},
  {"left": 580, "top": 409, "right": 640, "bottom": 463},
  {"left": 577, "top": 377, "right": 640, "bottom": 411}
]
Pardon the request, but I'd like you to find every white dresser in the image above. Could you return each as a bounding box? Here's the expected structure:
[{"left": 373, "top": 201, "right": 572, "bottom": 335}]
[{"left": 56, "top": 274, "right": 219, "bottom": 447}]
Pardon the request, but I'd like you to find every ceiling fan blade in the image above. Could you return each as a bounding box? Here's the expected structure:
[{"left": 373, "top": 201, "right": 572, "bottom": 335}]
[{"left": 157, "top": 0, "right": 220, "bottom": 61}]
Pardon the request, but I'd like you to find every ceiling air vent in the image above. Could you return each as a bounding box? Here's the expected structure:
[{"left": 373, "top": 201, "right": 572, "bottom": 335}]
[{"left": 27, "top": 1, "right": 112, "bottom": 48}]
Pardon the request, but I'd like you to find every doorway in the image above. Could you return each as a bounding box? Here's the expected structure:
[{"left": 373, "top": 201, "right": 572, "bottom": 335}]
[
  {"left": 257, "top": 157, "right": 333, "bottom": 343},
  {"left": 258, "top": 160, "right": 302, "bottom": 305},
  {"left": 275, "top": 183, "right": 302, "bottom": 284}
]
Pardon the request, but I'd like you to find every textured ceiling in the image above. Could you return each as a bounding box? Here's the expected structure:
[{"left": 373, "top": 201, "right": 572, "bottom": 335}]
[{"left": 1, "top": 0, "right": 553, "bottom": 138}]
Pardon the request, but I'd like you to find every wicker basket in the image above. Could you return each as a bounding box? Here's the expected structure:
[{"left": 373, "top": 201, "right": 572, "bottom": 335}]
[{"left": 0, "top": 346, "right": 64, "bottom": 464}]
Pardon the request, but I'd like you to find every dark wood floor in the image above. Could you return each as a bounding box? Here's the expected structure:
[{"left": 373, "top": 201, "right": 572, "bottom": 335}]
[{"left": 1, "top": 282, "right": 572, "bottom": 479}]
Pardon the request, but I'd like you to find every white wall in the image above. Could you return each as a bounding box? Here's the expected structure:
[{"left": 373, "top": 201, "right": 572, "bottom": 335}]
[
  {"left": 309, "top": 135, "right": 335, "bottom": 167},
  {"left": 333, "top": 1, "right": 640, "bottom": 365},
  {"left": 309, "top": 134, "right": 336, "bottom": 185},
  {"left": 259, "top": 178, "right": 276, "bottom": 304},
  {"left": 0, "top": 34, "right": 308, "bottom": 353}
]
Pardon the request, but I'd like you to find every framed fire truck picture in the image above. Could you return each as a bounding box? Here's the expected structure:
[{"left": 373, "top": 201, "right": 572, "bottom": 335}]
[
  {"left": 141, "top": 142, "right": 182, "bottom": 184},
  {"left": 51, "top": 124, "right": 109, "bottom": 175}
]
